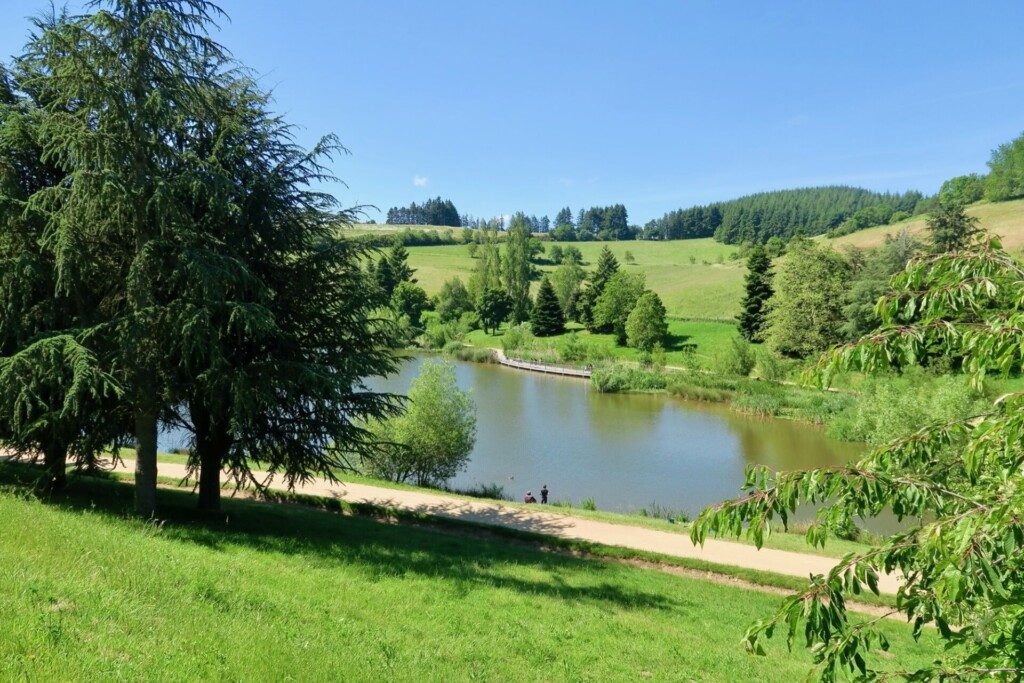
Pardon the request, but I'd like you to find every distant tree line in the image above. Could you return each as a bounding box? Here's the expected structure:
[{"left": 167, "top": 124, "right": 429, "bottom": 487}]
[
  {"left": 356, "top": 228, "right": 464, "bottom": 248},
  {"left": 386, "top": 197, "right": 461, "bottom": 226},
  {"left": 643, "top": 187, "right": 924, "bottom": 244}
]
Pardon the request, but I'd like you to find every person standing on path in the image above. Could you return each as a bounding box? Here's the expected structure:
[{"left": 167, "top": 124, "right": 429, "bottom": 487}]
[{"left": 540, "top": 485, "right": 549, "bottom": 504}]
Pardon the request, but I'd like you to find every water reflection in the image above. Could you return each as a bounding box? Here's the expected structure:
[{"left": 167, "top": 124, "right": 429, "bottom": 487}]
[{"left": 366, "top": 356, "right": 865, "bottom": 516}]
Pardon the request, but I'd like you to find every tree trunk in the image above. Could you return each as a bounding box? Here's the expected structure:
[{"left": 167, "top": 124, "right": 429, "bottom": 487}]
[
  {"left": 41, "top": 444, "right": 68, "bottom": 493},
  {"left": 134, "top": 409, "right": 158, "bottom": 516},
  {"left": 191, "top": 399, "right": 232, "bottom": 512}
]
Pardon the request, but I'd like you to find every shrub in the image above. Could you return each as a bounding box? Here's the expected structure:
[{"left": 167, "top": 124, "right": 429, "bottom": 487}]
[
  {"left": 590, "top": 365, "right": 667, "bottom": 393},
  {"left": 501, "top": 324, "right": 534, "bottom": 354},
  {"left": 755, "top": 350, "right": 792, "bottom": 382},
  {"left": 828, "top": 370, "right": 985, "bottom": 444},
  {"left": 732, "top": 393, "right": 783, "bottom": 417},
  {"left": 448, "top": 345, "right": 496, "bottom": 364},
  {"left": 715, "top": 336, "right": 756, "bottom": 376},
  {"left": 580, "top": 497, "right": 597, "bottom": 511}
]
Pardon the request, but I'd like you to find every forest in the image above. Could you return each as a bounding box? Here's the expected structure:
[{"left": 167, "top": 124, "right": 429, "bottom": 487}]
[
  {"left": 643, "top": 186, "right": 924, "bottom": 243},
  {"left": 385, "top": 196, "right": 462, "bottom": 226}
]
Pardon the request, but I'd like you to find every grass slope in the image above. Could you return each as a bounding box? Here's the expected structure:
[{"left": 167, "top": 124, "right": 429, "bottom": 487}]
[
  {"left": 827, "top": 198, "right": 1024, "bottom": 251},
  {"left": 0, "top": 469, "right": 937, "bottom": 681},
  {"left": 408, "top": 239, "right": 743, "bottom": 321},
  {"left": 394, "top": 200, "right": 1024, "bottom": 322},
  {"left": 466, "top": 319, "right": 739, "bottom": 366}
]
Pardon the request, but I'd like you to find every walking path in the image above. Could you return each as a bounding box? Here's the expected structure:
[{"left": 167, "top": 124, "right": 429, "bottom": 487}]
[
  {"left": 117, "top": 459, "right": 900, "bottom": 594},
  {"left": 492, "top": 349, "right": 592, "bottom": 378}
]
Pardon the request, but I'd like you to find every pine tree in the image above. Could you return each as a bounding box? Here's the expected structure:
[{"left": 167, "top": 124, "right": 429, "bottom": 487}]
[
  {"left": 737, "top": 246, "right": 774, "bottom": 342},
  {"left": 531, "top": 278, "right": 565, "bottom": 337},
  {"left": 18, "top": 0, "right": 236, "bottom": 515},
  {"left": 581, "top": 246, "right": 620, "bottom": 330},
  {"left": 927, "top": 200, "right": 980, "bottom": 253},
  {"left": 8, "top": 2, "right": 401, "bottom": 514}
]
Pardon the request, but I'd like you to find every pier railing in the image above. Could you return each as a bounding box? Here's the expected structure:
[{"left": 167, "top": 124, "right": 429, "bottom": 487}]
[{"left": 492, "top": 350, "right": 592, "bottom": 379}]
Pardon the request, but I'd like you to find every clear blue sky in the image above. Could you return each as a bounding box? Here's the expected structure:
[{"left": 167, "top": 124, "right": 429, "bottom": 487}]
[{"left": 3, "top": 1, "right": 1024, "bottom": 224}]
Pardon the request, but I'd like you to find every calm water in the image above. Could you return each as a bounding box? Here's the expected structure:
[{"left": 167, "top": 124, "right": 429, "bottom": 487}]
[{"left": 363, "top": 356, "right": 863, "bottom": 516}]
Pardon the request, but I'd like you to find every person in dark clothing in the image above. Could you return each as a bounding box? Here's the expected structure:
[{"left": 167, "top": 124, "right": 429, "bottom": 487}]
[
  {"left": 524, "top": 491, "right": 537, "bottom": 504},
  {"left": 540, "top": 485, "right": 549, "bottom": 504}
]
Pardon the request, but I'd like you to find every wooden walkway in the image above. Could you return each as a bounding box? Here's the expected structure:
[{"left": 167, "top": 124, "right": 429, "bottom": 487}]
[{"left": 492, "top": 349, "right": 592, "bottom": 379}]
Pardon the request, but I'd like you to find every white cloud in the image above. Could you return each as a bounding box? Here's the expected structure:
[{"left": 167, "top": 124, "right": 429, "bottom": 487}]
[{"left": 413, "top": 175, "right": 429, "bottom": 187}]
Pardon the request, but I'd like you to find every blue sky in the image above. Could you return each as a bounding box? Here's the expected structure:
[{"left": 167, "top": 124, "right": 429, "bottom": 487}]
[{"left": 3, "top": 1, "right": 1024, "bottom": 224}]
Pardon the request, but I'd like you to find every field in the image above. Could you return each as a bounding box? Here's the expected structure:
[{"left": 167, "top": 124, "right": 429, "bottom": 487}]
[
  {"left": 391, "top": 200, "right": 1024, "bottom": 323},
  {"left": 0, "top": 467, "right": 938, "bottom": 681},
  {"left": 466, "top": 319, "right": 740, "bottom": 366},
  {"left": 409, "top": 238, "right": 744, "bottom": 321},
  {"left": 826, "top": 198, "right": 1024, "bottom": 251}
]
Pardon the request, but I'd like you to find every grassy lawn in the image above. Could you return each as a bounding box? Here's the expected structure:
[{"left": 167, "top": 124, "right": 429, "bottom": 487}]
[
  {"left": 0, "top": 467, "right": 937, "bottom": 680},
  {"left": 408, "top": 239, "right": 744, "bottom": 320},
  {"left": 465, "top": 319, "right": 740, "bottom": 367}
]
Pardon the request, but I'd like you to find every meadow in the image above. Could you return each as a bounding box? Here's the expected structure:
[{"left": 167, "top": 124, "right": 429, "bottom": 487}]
[
  {"left": 403, "top": 238, "right": 744, "bottom": 321},
  {"left": 381, "top": 198, "right": 1024, "bottom": 325},
  {"left": 827, "top": 198, "right": 1024, "bottom": 250},
  {"left": 0, "top": 467, "right": 938, "bottom": 681},
  {"left": 465, "top": 319, "right": 739, "bottom": 367}
]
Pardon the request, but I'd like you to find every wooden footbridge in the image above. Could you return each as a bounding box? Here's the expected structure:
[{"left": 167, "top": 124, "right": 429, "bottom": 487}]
[{"left": 492, "top": 349, "right": 592, "bottom": 379}]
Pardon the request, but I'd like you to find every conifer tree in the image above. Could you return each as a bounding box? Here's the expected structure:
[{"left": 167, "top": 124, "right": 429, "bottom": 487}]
[
  {"left": 737, "top": 245, "right": 774, "bottom": 342},
  {"left": 17, "top": 0, "right": 235, "bottom": 515},
  {"left": 531, "top": 278, "right": 565, "bottom": 337},
  {"left": 927, "top": 200, "right": 980, "bottom": 253},
  {"left": 0, "top": 65, "right": 124, "bottom": 489},
  {"left": 581, "top": 246, "right": 620, "bottom": 330}
]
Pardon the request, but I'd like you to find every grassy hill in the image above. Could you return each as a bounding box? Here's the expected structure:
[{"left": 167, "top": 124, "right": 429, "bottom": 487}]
[
  {"left": 827, "top": 199, "right": 1024, "bottom": 250},
  {"left": 0, "top": 468, "right": 938, "bottom": 681},
  {"left": 374, "top": 199, "right": 1024, "bottom": 326},
  {"left": 408, "top": 239, "right": 744, "bottom": 321}
]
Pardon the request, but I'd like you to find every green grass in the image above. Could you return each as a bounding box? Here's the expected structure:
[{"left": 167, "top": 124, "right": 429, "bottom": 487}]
[
  {"left": 394, "top": 200, "right": 1024, "bottom": 322},
  {"left": 825, "top": 198, "right": 1024, "bottom": 251},
  {"left": 408, "top": 239, "right": 744, "bottom": 320},
  {"left": 465, "top": 319, "right": 740, "bottom": 367},
  {"left": 0, "top": 466, "right": 937, "bottom": 681}
]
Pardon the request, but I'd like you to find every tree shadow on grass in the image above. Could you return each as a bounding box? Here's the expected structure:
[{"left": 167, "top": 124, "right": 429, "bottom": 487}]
[
  {"left": 664, "top": 332, "right": 696, "bottom": 353},
  {"left": 0, "top": 462, "right": 684, "bottom": 613}
]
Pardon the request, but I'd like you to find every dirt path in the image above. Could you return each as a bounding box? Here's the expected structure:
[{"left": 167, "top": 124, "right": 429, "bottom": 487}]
[{"left": 114, "top": 459, "right": 901, "bottom": 594}]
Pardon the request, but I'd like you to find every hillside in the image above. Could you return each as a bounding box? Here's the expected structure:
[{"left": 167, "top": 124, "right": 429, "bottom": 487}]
[
  {"left": 826, "top": 198, "right": 1024, "bottom": 250},
  {"left": 407, "top": 238, "right": 744, "bottom": 321},
  {"left": 0, "top": 468, "right": 939, "bottom": 680},
  {"left": 646, "top": 186, "right": 922, "bottom": 243}
]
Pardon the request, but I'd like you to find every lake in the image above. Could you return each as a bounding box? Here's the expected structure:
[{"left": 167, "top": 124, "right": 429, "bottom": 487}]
[{"left": 364, "top": 355, "right": 863, "bottom": 516}]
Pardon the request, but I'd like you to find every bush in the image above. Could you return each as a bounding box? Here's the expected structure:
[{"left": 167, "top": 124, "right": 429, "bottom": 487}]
[
  {"left": 421, "top": 318, "right": 467, "bottom": 350},
  {"left": 501, "top": 324, "right": 534, "bottom": 354},
  {"left": 580, "top": 497, "right": 597, "bottom": 511},
  {"left": 828, "top": 369, "right": 985, "bottom": 444},
  {"left": 732, "top": 393, "right": 783, "bottom": 417},
  {"left": 755, "top": 350, "right": 793, "bottom": 382},
  {"left": 715, "top": 336, "right": 756, "bottom": 376},
  {"left": 449, "top": 346, "right": 495, "bottom": 364},
  {"left": 590, "top": 365, "right": 667, "bottom": 393}
]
